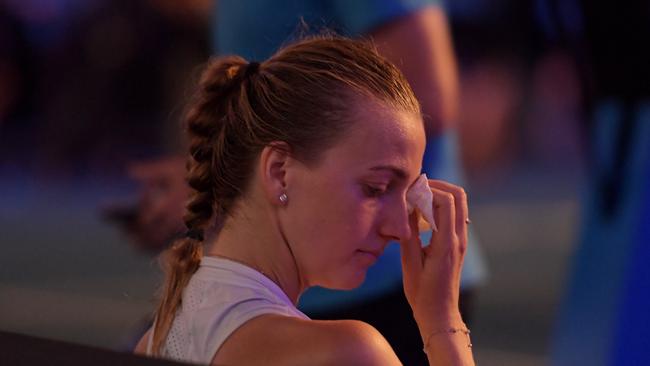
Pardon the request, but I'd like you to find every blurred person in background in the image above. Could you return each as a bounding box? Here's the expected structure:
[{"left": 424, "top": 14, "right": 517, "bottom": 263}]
[
  {"left": 536, "top": 1, "right": 650, "bottom": 365},
  {"left": 0, "top": 0, "right": 214, "bottom": 351},
  {"left": 0, "top": 0, "right": 211, "bottom": 178},
  {"left": 125, "top": 1, "right": 487, "bottom": 364}
]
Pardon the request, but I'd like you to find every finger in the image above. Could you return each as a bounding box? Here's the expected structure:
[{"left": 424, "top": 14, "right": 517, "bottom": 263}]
[
  {"left": 428, "top": 180, "right": 469, "bottom": 249},
  {"left": 427, "top": 187, "right": 456, "bottom": 256}
]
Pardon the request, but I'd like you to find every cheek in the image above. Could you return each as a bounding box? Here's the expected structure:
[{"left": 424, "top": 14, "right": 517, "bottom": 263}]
[
  {"left": 325, "top": 184, "right": 377, "bottom": 233},
  {"left": 291, "top": 181, "right": 377, "bottom": 250}
]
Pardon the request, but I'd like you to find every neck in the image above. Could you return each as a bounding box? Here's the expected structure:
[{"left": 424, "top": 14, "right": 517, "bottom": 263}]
[{"left": 204, "top": 201, "right": 306, "bottom": 305}]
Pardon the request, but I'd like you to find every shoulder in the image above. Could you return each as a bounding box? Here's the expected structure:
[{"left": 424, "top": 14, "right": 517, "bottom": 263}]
[
  {"left": 318, "top": 319, "right": 403, "bottom": 366},
  {"left": 212, "top": 315, "right": 401, "bottom": 366}
]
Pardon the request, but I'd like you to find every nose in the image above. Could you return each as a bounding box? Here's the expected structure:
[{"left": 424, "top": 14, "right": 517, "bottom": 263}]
[{"left": 378, "top": 194, "right": 412, "bottom": 242}]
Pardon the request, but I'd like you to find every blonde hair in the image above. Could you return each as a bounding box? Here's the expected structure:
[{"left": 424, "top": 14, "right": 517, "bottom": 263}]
[{"left": 151, "top": 35, "right": 420, "bottom": 355}]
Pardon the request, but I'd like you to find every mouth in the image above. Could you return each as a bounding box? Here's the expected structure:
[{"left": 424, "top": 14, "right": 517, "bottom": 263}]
[{"left": 357, "top": 249, "right": 382, "bottom": 260}]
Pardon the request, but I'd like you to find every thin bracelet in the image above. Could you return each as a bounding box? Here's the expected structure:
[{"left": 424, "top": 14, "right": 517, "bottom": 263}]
[{"left": 423, "top": 326, "right": 472, "bottom": 353}]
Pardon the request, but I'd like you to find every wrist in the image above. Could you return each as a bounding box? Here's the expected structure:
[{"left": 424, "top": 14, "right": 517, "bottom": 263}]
[
  {"left": 422, "top": 325, "right": 472, "bottom": 353},
  {"left": 414, "top": 309, "right": 465, "bottom": 339}
]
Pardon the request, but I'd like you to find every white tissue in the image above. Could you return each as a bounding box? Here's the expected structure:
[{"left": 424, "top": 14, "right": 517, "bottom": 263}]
[{"left": 406, "top": 173, "right": 437, "bottom": 232}]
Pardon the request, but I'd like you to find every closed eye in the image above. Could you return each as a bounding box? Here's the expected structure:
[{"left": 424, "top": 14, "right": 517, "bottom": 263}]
[{"left": 362, "top": 184, "right": 387, "bottom": 198}]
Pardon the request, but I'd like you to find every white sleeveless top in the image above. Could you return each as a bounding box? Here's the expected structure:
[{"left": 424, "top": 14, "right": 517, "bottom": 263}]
[{"left": 147, "top": 256, "right": 310, "bottom": 365}]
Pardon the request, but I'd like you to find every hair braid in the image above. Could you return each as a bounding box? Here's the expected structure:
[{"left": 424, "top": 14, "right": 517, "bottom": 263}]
[{"left": 151, "top": 56, "right": 251, "bottom": 355}]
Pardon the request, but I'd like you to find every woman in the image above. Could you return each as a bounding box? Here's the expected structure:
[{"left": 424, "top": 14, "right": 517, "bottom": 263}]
[{"left": 135, "top": 36, "right": 474, "bottom": 365}]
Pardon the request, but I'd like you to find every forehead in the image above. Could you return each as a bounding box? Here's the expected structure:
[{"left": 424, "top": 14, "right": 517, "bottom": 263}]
[{"left": 323, "top": 101, "right": 426, "bottom": 176}]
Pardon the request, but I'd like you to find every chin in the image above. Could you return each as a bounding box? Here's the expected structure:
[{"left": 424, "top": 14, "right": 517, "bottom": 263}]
[{"left": 324, "top": 270, "right": 368, "bottom": 291}]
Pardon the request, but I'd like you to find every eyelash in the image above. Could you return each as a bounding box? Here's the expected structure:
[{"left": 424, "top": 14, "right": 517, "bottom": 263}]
[{"left": 363, "top": 184, "right": 388, "bottom": 198}]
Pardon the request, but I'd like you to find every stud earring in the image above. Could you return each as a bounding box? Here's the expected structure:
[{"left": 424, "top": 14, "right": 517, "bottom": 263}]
[{"left": 279, "top": 193, "right": 288, "bottom": 205}]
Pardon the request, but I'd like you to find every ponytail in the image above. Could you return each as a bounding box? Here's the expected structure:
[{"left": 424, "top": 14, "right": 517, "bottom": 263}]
[{"left": 150, "top": 56, "right": 252, "bottom": 355}]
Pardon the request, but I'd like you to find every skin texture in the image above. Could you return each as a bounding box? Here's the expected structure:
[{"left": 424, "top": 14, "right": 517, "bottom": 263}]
[{"left": 275, "top": 103, "right": 426, "bottom": 292}]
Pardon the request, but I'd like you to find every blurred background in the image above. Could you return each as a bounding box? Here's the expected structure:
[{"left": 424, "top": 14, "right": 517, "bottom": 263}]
[{"left": 1, "top": 0, "right": 648, "bottom": 365}]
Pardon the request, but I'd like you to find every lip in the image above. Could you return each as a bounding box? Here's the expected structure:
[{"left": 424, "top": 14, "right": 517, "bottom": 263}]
[{"left": 357, "top": 249, "right": 382, "bottom": 260}]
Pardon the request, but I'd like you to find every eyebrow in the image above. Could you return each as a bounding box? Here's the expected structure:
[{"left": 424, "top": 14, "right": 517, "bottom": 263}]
[{"left": 369, "top": 165, "right": 408, "bottom": 180}]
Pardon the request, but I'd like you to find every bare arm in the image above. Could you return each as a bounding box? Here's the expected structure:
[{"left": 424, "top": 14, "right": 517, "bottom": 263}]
[
  {"left": 401, "top": 180, "right": 475, "bottom": 365},
  {"left": 211, "top": 315, "right": 402, "bottom": 366},
  {"left": 370, "top": 5, "right": 460, "bottom": 137}
]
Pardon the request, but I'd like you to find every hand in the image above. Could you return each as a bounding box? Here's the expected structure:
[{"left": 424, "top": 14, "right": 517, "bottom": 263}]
[
  {"left": 127, "top": 155, "right": 189, "bottom": 253},
  {"left": 400, "top": 180, "right": 469, "bottom": 339}
]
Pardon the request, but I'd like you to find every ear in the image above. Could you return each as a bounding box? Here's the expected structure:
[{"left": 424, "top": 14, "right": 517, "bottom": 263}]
[{"left": 259, "top": 141, "right": 291, "bottom": 205}]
